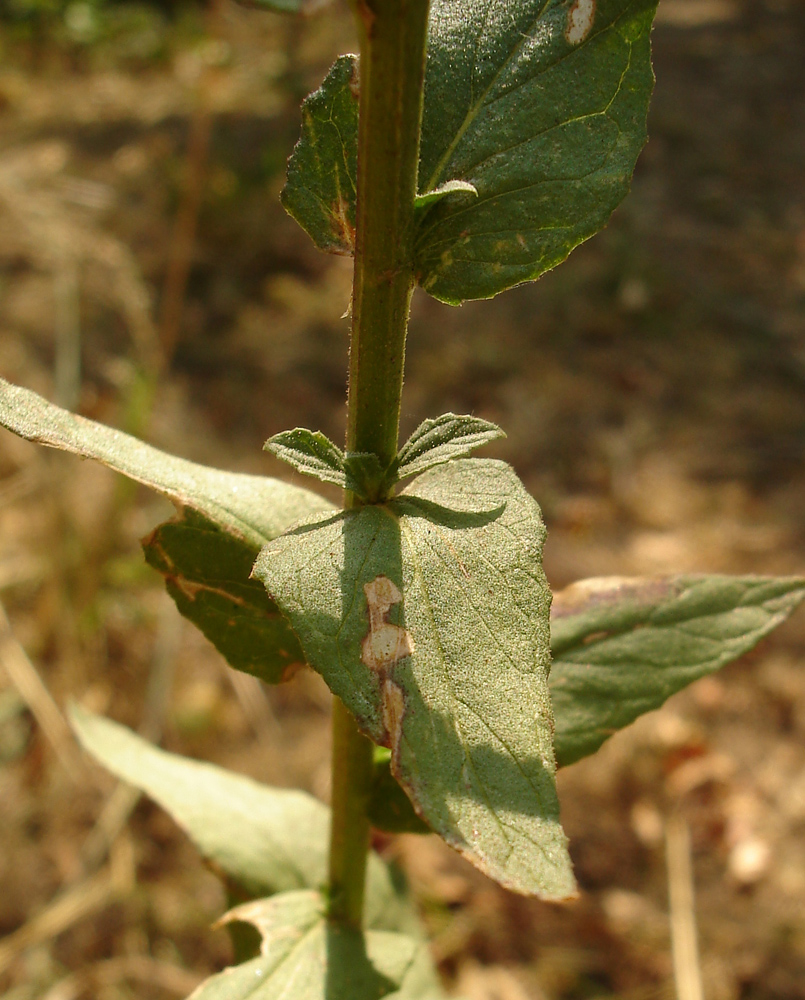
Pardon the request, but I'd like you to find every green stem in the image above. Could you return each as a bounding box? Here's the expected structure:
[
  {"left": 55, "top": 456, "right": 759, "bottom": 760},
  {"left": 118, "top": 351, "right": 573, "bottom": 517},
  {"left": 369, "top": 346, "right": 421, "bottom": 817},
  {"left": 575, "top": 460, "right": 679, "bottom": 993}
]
[
  {"left": 346, "top": 0, "right": 431, "bottom": 465},
  {"left": 328, "top": 697, "right": 375, "bottom": 927},
  {"left": 327, "top": 0, "right": 430, "bottom": 928}
]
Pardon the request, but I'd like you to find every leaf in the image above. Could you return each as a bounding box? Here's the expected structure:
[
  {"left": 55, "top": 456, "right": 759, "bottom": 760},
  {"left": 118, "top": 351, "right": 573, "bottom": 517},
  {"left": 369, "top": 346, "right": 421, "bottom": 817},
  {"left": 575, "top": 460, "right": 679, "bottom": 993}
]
[
  {"left": 369, "top": 748, "right": 430, "bottom": 835},
  {"left": 416, "top": 0, "right": 659, "bottom": 303},
  {"left": 281, "top": 54, "right": 359, "bottom": 256},
  {"left": 255, "top": 459, "right": 576, "bottom": 900},
  {"left": 142, "top": 510, "right": 305, "bottom": 684},
  {"left": 189, "top": 891, "right": 446, "bottom": 1000},
  {"left": 265, "top": 428, "right": 347, "bottom": 489},
  {"left": 0, "top": 377, "right": 332, "bottom": 548},
  {"left": 70, "top": 706, "right": 419, "bottom": 935},
  {"left": 280, "top": 3, "right": 657, "bottom": 304},
  {"left": 265, "top": 431, "right": 399, "bottom": 502},
  {"left": 395, "top": 413, "right": 505, "bottom": 481},
  {"left": 550, "top": 575, "right": 805, "bottom": 767}
]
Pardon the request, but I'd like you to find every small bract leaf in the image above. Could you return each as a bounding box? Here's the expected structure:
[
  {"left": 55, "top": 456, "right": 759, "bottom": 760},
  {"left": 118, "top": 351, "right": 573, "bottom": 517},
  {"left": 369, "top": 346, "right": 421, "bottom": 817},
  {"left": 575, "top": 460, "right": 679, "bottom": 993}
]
[
  {"left": 395, "top": 413, "right": 505, "bottom": 481},
  {"left": 550, "top": 574, "right": 805, "bottom": 767},
  {"left": 0, "top": 378, "right": 331, "bottom": 547},
  {"left": 416, "top": 0, "right": 659, "bottom": 303},
  {"left": 255, "top": 459, "right": 576, "bottom": 900},
  {"left": 265, "top": 428, "right": 346, "bottom": 489},
  {"left": 142, "top": 510, "right": 305, "bottom": 684},
  {"left": 70, "top": 707, "right": 419, "bottom": 934},
  {"left": 281, "top": 54, "right": 359, "bottom": 256},
  {"left": 189, "top": 891, "right": 445, "bottom": 1000}
]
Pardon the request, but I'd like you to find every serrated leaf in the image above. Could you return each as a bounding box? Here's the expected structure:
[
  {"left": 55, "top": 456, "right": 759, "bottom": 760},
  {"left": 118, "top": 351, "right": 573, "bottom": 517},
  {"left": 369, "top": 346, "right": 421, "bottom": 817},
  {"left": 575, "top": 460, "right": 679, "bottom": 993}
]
[
  {"left": 281, "top": 3, "right": 657, "bottom": 303},
  {"left": 265, "top": 428, "right": 347, "bottom": 489},
  {"left": 416, "top": 0, "right": 659, "bottom": 303},
  {"left": 281, "top": 54, "right": 359, "bottom": 256},
  {"left": 395, "top": 413, "right": 505, "bottom": 481},
  {"left": 255, "top": 459, "right": 575, "bottom": 900},
  {"left": 550, "top": 575, "right": 805, "bottom": 767},
  {"left": 369, "top": 748, "right": 430, "bottom": 835},
  {"left": 142, "top": 510, "right": 305, "bottom": 684},
  {"left": 265, "top": 431, "right": 397, "bottom": 502},
  {"left": 0, "top": 378, "right": 331, "bottom": 548},
  {"left": 69, "top": 706, "right": 419, "bottom": 935},
  {"left": 189, "top": 891, "right": 445, "bottom": 1000}
]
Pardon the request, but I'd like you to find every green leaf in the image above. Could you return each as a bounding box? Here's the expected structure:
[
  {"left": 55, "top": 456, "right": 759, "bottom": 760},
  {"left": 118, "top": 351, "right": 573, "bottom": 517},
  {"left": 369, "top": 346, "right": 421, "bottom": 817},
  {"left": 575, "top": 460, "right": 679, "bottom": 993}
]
[
  {"left": 395, "top": 413, "right": 505, "bottom": 482},
  {"left": 255, "top": 459, "right": 576, "bottom": 900},
  {"left": 281, "top": 54, "right": 359, "bottom": 256},
  {"left": 142, "top": 510, "right": 305, "bottom": 685},
  {"left": 369, "top": 748, "right": 430, "bottom": 835},
  {"left": 265, "top": 428, "right": 347, "bottom": 489},
  {"left": 69, "top": 706, "right": 419, "bottom": 935},
  {"left": 0, "top": 377, "right": 331, "bottom": 548},
  {"left": 280, "top": 3, "right": 658, "bottom": 303},
  {"left": 416, "top": 0, "right": 659, "bottom": 303},
  {"left": 550, "top": 575, "right": 805, "bottom": 767},
  {"left": 189, "top": 891, "right": 445, "bottom": 1000},
  {"left": 265, "top": 431, "right": 399, "bottom": 502}
]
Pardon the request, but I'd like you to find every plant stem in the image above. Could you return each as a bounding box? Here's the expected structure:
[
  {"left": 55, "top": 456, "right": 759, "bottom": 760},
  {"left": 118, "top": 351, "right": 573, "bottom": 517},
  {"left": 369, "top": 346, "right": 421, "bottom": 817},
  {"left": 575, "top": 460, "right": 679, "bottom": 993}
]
[
  {"left": 327, "top": 0, "right": 430, "bottom": 927},
  {"left": 328, "top": 697, "right": 375, "bottom": 927},
  {"left": 346, "top": 0, "right": 430, "bottom": 466}
]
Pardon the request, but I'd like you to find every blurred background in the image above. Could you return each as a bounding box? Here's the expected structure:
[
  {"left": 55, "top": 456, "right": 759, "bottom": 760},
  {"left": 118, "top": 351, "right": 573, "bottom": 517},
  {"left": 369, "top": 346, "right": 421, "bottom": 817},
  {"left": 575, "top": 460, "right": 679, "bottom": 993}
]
[{"left": 1, "top": 0, "right": 804, "bottom": 997}]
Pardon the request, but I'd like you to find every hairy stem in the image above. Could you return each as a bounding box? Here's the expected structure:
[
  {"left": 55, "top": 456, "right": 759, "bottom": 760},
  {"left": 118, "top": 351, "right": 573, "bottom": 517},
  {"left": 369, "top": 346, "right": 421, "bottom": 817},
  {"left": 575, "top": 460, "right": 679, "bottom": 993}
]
[
  {"left": 346, "top": 0, "right": 430, "bottom": 466},
  {"left": 327, "top": 0, "right": 430, "bottom": 927}
]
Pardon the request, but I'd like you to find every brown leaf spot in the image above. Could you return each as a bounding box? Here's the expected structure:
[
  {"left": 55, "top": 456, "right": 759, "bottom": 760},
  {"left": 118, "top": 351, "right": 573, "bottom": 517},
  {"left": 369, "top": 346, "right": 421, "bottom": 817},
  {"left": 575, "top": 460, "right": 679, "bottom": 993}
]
[
  {"left": 329, "top": 197, "right": 356, "bottom": 254},
  {"left": 361, "top": 575, "right": 414, "bottom": 748},
  {"left": 361, "top": 575, "right": 414, "bottom": 671},
  {"left": 565, "top": 0, "right": 595, "bottom": 44},
  {"left": 551, "top": 575, "right": 675, "bottom": 619},
  {"left": 348, "top": 60, "right": 360, "bottom": 100},
  {"left": 381, "top": 678, "right": 405, "bottom": 757}
]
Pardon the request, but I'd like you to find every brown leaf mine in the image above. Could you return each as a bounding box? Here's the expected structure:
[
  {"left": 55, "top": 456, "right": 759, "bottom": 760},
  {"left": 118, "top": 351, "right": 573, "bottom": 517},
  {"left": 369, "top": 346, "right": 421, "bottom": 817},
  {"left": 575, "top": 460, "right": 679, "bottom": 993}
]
[
  {"left": 361, "top": 575, "right": 414, "bottom": 750},
  {"left": 361, "top": 575, "right": 414, "bottom": 670},
  {"left": 565, "top": 0, "right": 595, "bottom": 44}
]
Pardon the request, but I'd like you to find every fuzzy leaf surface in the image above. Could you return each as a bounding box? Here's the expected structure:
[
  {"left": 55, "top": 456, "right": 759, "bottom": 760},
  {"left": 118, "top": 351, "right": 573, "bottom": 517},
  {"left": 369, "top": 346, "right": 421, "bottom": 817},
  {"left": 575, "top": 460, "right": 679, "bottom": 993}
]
[
  {"left": 550, "top": 575, "right": 805, "bottom": 767},
  {"left": 395, "top": 413, "right": 505, "bottom": 481},
  {"left": 189, "top": 891, "right": 445, "bottom": 1000},
  {"left": 142, "top": 510, "right": 305, "bottom": 684},
  {"left": 265, "top": 427, "right": 347, "bottom": 488},
  {"left": 0, "top": 378, "right": 331, "bottom": 548},
  {"left": 70, "top": 707, "right": 418, "bottom": 934},
  {"left": 416, "top": 0, "right": 659, "bottom": 303},
  {"left": 281, "top": 54, "right": 359, "bottom": 256},
  {"left": 255, "top": 459, "right": 575, "bottom": 900}
]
